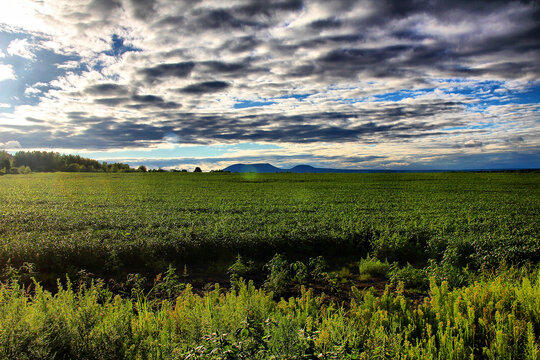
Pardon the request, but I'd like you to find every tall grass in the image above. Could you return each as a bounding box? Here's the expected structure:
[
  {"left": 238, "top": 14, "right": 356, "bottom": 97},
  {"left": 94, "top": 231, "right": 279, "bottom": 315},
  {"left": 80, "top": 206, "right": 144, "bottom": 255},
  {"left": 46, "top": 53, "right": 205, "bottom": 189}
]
[{"left": 0, "top": 269, "right": 538, "bottom": 359}]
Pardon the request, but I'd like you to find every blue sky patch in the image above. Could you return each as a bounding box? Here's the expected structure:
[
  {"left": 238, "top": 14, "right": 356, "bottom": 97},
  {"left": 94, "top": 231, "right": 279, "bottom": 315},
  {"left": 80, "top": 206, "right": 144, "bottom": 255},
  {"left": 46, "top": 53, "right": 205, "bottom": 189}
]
[
  {"left": 234, "top": 100, "right": 277, "bottom": 109},
  {"left": 373, "top": 88, "right": 435, "bottom": 102},
  {"left": 104, "top": 34, "right": 141, "bottom": 58},
  {"left": 0, "top": 31, "right": 84, "bottom": 108}
]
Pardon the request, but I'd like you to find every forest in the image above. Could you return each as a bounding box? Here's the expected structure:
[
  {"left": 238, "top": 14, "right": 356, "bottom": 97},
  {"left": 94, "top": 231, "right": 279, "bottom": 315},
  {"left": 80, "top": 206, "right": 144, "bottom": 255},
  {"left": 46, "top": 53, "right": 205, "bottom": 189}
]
[{"left": 0, "top": 150, "right": 136, "bottom": 174}]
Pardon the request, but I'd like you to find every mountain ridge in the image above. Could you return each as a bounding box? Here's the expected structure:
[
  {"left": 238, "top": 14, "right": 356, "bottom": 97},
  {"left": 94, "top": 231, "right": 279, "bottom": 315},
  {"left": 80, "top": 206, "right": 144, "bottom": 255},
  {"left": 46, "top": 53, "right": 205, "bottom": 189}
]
[
  {"left": 220, "top": 163, "right": 538, "bottom": 173},
  {"left": 223, "top": 163, "right": 378, "bottom": 173}
]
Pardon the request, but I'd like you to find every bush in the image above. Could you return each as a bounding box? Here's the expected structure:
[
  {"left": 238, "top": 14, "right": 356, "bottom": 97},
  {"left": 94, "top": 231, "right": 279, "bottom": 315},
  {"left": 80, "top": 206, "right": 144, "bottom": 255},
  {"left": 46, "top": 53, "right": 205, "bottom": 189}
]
[
  {"left": 290, "top": 261, "right": 308, "bottom": 284},
  {"left": 426, "top": 259, "right": 472, "bottom": 289},
  {"left": 153, "top": 264, "right": 185, "bottom": 299},
  {"left": 228, "top": 254, "right": 255, "bottom": 289},
  {"left": 389, "top": 264, "right": 428, "bottom": 290},
  {"left": 308, "top": 256, "right": 328, "bottom": 280},
  {"left": 264, "top": 254, "right": 290, "bottom": 296},
  {"left": 357, "top": 256, "right": 391, "bottom": 279}
]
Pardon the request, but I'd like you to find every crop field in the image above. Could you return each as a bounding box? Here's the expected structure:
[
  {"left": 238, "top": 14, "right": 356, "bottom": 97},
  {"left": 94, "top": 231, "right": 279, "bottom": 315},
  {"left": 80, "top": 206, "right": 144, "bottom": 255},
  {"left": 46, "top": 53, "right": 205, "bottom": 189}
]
[
  {"left": 1, "top": 172, "right": 538, "bottom": 277},
  {"left": 0, "top": 171, "right": 539, "bottom": 359}
]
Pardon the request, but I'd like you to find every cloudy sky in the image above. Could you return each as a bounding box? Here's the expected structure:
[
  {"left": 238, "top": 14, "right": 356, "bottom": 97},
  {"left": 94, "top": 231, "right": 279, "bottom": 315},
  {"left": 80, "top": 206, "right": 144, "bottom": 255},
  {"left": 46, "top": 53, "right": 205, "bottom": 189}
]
[{"left": 0, "top": 0, "right": 538, "bottom": 170}]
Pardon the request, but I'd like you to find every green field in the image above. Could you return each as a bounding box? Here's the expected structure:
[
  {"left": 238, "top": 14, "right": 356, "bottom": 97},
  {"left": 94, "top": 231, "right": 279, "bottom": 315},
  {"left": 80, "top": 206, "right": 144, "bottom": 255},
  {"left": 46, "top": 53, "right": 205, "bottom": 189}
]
[
  {"left": 1, "top": 172, "right": 538, "bottom": 277},
  {"left": 0, "top": 172, "right": 539, "bottom": 359}
]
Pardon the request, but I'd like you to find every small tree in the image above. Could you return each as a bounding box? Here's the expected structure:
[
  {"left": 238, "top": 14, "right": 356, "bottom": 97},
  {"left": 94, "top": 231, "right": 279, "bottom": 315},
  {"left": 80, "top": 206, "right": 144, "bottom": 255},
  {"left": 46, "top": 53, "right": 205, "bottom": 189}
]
[
  {"left": 0, "top": 150, "right": 11, "bottom": 173},
  {"left": 193, "top": 167, "right": 202, "bottom": 173},
  {"left": 137, "top": 165, "right": 148, "bottom": 172}
]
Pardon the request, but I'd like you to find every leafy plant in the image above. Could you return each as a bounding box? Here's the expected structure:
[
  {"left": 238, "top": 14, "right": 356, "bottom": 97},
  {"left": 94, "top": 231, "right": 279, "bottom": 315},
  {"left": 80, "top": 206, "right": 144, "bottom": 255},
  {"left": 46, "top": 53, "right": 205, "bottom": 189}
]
[
  {"left": 389, "top": 263, "right": 428, "bottom": 290},
  {"left": 264, "top": 254, "right": 290, "bottom": 296},
  {"left": 153, "top": 264, "right": 185, "bottom": 299},
  {"left": 228, "top": 255, "right": 254, "bottom": 278},
  {"left": 290, "top": 261, "right": 308, "bottom": 284},
  {"left": 357, "top": 256, "right": 391, "bottom": 279},
  {"left": 308, "top": 256, "right": 328, "bottom": 281}
]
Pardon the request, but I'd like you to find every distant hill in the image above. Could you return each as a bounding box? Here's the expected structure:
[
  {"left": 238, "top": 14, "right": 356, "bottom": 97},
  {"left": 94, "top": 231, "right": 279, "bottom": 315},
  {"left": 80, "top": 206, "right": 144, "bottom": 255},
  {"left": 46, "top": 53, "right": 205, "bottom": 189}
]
[
  {"left": 221, "top": 163, "right": 540, "bottom": 174},
  {"left": 223, "top": 163, "right": 375, "bottom": 173},
  {"left": 223, "top": 163, "right": 283, "bottom": 173}
]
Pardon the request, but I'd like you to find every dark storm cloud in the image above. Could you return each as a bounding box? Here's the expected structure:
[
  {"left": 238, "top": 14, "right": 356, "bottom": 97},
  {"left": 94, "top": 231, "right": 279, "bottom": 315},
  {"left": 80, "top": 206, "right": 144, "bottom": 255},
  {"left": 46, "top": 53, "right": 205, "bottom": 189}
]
[
  {"left": 155, "top": 15, "right": 185, "bottom": 27},
  {"left": 152, "top": 100, "right": 464, "bottom": 144},
  {"left": 354, "top": 0, "right": 534, "bottom": 25},
  {"left": 66, "top": 112, "right": 110, "bottom": 124},
  {"left": 308, "top": 18, "right": 342, "bottom": 30},
  {"left": 281, "top": 1, "right": 540, "bottom": 79},
  {"left": 201, "top": 61, "right": 247, "bottom": 73},
  {"left": 312, "top": 38, "right": 539, "bottom": 79},
  {"left": 129, "top": 95, "right": 181, "bottom": 109},
  {"left": 179, "top": 81, "right": 230, "bottom": 94},
  {"left": 132, "top": 94, "right": 165, "bottom": 103},
  {"left": 391, "top": 30, "right": 431, "bottom": 41},
  {"left": 91, "top": 95, "right": 181, "bottom": 109},
  {"left": 220, "top": 36, "right": 261, "bottom": 53},
  {"left": 7, "top": 101, "right": 463, "bottom": 149},
  {"left": 129, "top": 0, "right": 157, "bottom": 20},
  {"left": 81, "top": 121, "right": 175, "bottom": 144},
  {"left": 94, "top": 97, "right": 130, "bottom": 106},
  {"left": 140, "top": 62, "right": 195, "bottom": 82},
  {"left": 1, "top": 98, "right": 497, "bottom": 150},
  {"left": 234, "top": 0, "right": 304, "bottom": 16},
  {"left": 169, "top": 0, "right": 304, "bottom": 34},
  {"left": 85, "top": 83, "right": 129, "bottom": 96},
  {"left": 1, "top": 120, "right": 178, "bottom": 150},
  {"left": 288, "top": 64, "right": 316, "bottom": 77},
  {"left": 88, "top": 0, "right": 122, "bottom": 15},
  {"left": 195, "top": 9, "right": 263, "bottom": 30},
  {"left": 310, "top": 46, "right": 419, "bottom": 78}
]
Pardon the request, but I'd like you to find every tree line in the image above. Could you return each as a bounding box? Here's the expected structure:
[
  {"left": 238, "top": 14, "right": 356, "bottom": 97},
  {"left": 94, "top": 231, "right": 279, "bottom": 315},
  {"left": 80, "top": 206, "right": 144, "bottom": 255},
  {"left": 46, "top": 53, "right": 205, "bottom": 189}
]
[{"left": 0, "top": 150, "right": 139, "bottom": 174}]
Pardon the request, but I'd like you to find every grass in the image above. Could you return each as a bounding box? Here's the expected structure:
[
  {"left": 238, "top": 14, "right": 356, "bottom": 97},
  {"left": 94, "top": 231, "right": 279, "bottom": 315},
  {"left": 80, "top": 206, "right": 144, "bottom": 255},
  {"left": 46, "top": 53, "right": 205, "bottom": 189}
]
[{"left": 357, "top": 256, "right": 392, "bottom": 279}]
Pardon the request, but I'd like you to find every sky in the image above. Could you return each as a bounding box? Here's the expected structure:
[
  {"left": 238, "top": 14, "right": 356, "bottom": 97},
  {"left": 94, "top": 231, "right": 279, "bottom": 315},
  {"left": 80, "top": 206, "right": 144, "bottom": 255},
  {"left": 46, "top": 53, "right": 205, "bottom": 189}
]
[{"left": 0, "top": 0, "right": 538, "bottom": 170}]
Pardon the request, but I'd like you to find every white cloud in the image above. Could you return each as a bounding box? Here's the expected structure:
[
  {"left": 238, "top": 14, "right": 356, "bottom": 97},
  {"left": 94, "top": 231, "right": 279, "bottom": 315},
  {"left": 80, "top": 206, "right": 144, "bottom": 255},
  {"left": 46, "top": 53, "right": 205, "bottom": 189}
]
[
  {"left": 7, "top": 38, "right": 38, "bottom": 60},
  {"left": 56, "top": 60, "right": 81, "bottom": 69},
  {"left": 0, "top": 140, "right": 21, "bottom": 150},
  {"left": 24, "top": 87, "right": 42, "bottom": 95},
  {"left": 0, "top": 63, "right": 15, "bottom": 81}
]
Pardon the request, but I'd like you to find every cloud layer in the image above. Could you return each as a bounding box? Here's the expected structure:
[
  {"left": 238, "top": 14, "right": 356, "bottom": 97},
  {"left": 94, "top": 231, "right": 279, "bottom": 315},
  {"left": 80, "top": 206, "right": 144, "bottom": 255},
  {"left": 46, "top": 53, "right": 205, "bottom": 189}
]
[{"left": 0, "top": 0, "right": 538, "bottom": 169}]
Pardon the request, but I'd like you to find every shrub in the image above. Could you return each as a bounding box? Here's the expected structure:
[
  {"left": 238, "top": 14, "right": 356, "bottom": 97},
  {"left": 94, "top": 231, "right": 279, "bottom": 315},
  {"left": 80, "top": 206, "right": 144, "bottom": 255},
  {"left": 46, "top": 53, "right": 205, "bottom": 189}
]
[
  {"left": 357, "top": 256, "right": 391, "bottom": 279},
  {"left": 153, "top": 264, "right": 185, "bottom": 299},
  {"left": 389, "top": 264, "right": 428, "bottom": 290},
  {"left": 308, "top": 256, "right": 328, "bottom": 281},
  {"left": 426, "top": 259, "right": 472, "bottom": 289},
  {"left": 290, "top": 261, "right": 308, "bottom": 284},
  {"left": 228, "top": 254, "right": 254, "bottom": 279},
  {"left": 264, "top": 254, "right": 290, "bottom": 296}
]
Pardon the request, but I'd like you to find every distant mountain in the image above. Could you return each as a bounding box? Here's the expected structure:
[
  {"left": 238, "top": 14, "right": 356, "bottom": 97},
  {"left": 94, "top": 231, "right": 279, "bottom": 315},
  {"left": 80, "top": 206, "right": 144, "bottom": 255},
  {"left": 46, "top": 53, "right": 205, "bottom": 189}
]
[
  {"left": 289, "top": 165, "right": 319, "bottom": 173},
  {"left": 223, "top": 163, "right": 371, "bottom": 173},
  {"left": 223, "top": 163, "right": 282, "bottom": 173},
  {"left": 221, "top": 163, "right": 538, "bottom": 173}
]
